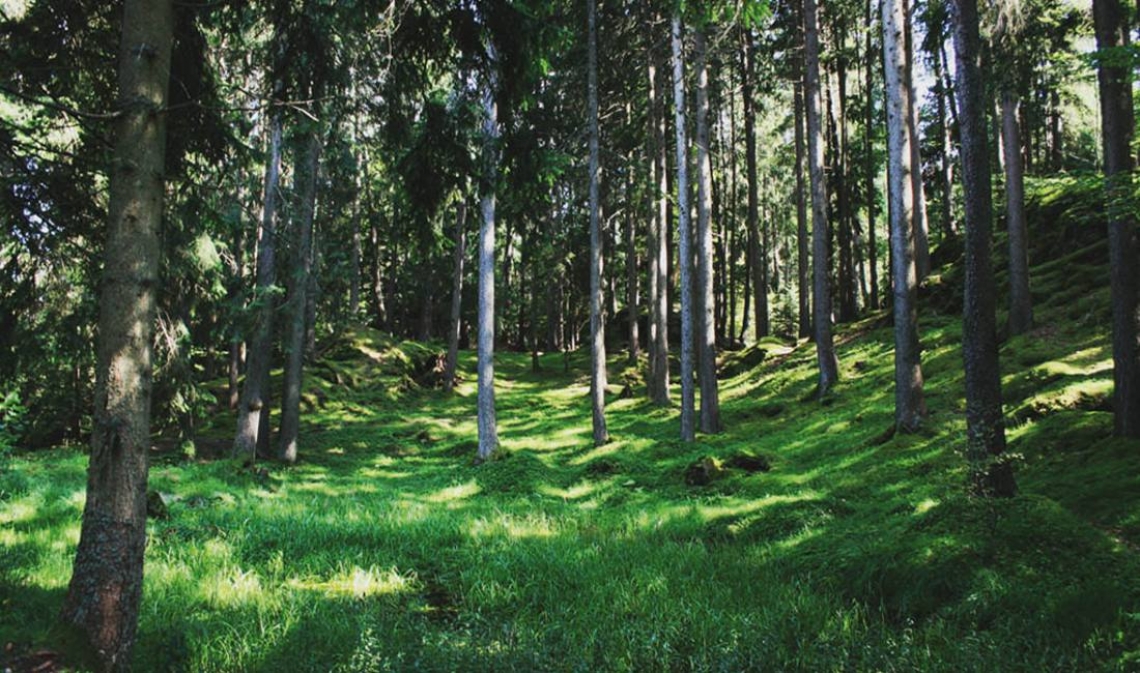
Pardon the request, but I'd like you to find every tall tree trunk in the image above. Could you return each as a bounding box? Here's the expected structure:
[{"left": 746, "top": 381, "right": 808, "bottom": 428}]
[
  {"left": 61, "top": 1, "right": 173, "bottom": 668},
  {"left": 279, "top": 125, "right": 321, "bottom": 465},
  {"left": 444, "top": 202, "right": 467, "bottom": 393},
  {"left": 950, "top": 0, "right": 1016, "bottom": 496},
  {"left": 672, "top": 14, "right": 696, "bottom": 441},
  {"left": 743, "top": 29, "right": 768, "bottom": 340},
  {"left": 1094, "top": 0, "right": 1140, "bottom": 438},
  {"left": 835, "top": 29, "right": 859, "bottom": 323},
  {"left": 232, "top": 105, "right": 284, "bottom": 465},
  {"left": 883, "top": 0, "right": 927, "bottom": 432},
  {"left": 477, "top": 44, "right": 500, "bottom": 461},
  {"left": 648, "top": 29, "right": 671, "bottom": 405},
  {"left": 1049, "top": 89, "right": 1063, "bottom": 170},
  {"left": 1001, "top": 91, "right": 1033, "bottom": 336},
  {"left": 795, "top": 68, "right": 811, "bottom": 339},
  {"left": 865, "top": 0, "right": 880, "bottom": 310},
  {"left": 588, "top": 0, "right": 609, "bottom": 446},
  {"left": 227, "top": 198, "right": 246, "bottom": 411},
  {"left": 935, "top": 40, "right": 957, "bottom": 239},
  {"left": 804, "top": 0, "right": 841, "bottom": 394},
  {"left": 626, "top": 149, "right": 640, "bottom": 365},
  {"left": 905, "top": 1, "right": 931, "bottom": 281},
  {"left": 693, "top": 26, "right": 722, "bottom": 434}
]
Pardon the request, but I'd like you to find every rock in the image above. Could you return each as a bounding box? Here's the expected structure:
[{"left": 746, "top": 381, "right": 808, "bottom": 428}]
[
  {"left": 684, "top": 457, "right": 725, "bottom": 486},
  {"left": 724, "top": 453, "right": 771, "bottom": 473}
]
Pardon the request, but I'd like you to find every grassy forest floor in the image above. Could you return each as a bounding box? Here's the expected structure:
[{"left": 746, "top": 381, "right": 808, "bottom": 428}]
[{"left": 4, "top": 176, "right": 1140, "bottom": 671}]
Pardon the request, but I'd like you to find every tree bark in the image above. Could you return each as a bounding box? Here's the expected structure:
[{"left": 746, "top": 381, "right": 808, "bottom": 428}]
[
  {"left": 950, "top": 0, "right": 1016, "bottom": 496},
  {"left": 672, "top": 14, "right": 696, "bottom": 441},
  {"left": 1094, "top": 0, "right": 1140, "bottom": 438},
  {"left": 588, "top": 0, "right": 609, "bottom": 446},
  {"left": 626, "top": 148, "right": 640, "bottom": 365},
  {"left": 804, "top": 0, "right": 841, "bottom": 394},
  {"left": 883, "top": 0, "right": 927, "bottom": 432},
  {"left": 693, "top": 26, "right": 722, "bottom": 434},
  {"left": 1001, "top": 91, "right": 1033, "bottom": 336},
  {"left": 279, "top": 124, "right": 321, "bottom": 465},
  {"left": 905, "top": 0, "right": 931, "bottom": 282},
  {"left": 477, "top": 44, "right": 500, "bottom": 461},
  {"left": 232, "top": 95, "right": 284, "bottom": 465},
  {"left": 61, "top": 1, "right": 173, "bottom": 669},
  {"left": 648, "top": 28, "right": 670, "bottom": 405},
  {"left": 743, "top": 29, "right": 768, "bottom": 340},
  {"left": 864, "top": 0, "right": 880, "bottom": 309},
  {"left": 795, "top": 65, "right": 811, "bottom": 339},
  {"left": 445, "top": 202, "right": 467, "bottom": 393}
]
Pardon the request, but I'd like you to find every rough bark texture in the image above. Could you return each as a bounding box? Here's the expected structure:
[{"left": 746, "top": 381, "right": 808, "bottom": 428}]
[
  {"left": 444, "top": 202, "right": 467, "bottom": 393},
  {"left": 951, "top": 0, "right": 1016, "bottom": 496},
  {"left": 1001, "top": 91, "right": 1033, "bottom": 336},
  {"left": 883, "top": 0, "right": 927, "bottom": 432},
  {"left": 693, "top": 27, "right": 722, "bottom": 435},
  {"left": 588, "top": 0, "right": 609, "bottom": 446},
  {"left": 864, "top": 0, "right": 880, "bottom": 309},
  {"left": 477, "top": 45, "right": 500, "bottom": 461},
  {"left": 1094, "top": 0, "right": 1140, "bottom": 438},
  {"left": 279, "top": 128, "right": 321, "bottom": 464},
  {"left": 671, "top": 15, "right": 696, "bottom": 441},
  {"left": 61, "top": 1, "right": 173, "bottom": 669},
  {"left": 232, "top": 110, "right": 284, "bottom": 465},
  {"left": 804, "top": 0, "right": 841, "bottom": 394}
]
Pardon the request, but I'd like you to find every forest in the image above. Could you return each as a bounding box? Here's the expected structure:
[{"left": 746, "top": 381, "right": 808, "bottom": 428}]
[{"left": 2, "top": 0, "right": 1140, "bottom": 670}]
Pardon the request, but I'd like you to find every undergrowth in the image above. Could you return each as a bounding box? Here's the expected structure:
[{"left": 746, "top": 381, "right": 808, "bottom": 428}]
[{"left": 1, "top": 175, "right": 1138, "bottom": 671}]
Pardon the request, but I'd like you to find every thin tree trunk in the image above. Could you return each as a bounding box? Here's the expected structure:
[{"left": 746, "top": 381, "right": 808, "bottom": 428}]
[
  {"left": 935, "top": 40, "right": 957, "bottom": 239},
  {"left": 626, "top": 149, "right": 640, "bottom": 365},
  {"left": 950, "top": 0, "right": 1016, "bottom": 496},
  {"left": 693, "top": 26, "right": 722, "bottom": 434},
  {"left": 865, "top": 0, "right": 880, "bottom": 310},
  {"left": 743, "top": 29, "right": 768, "bottom": 340},
  {"left": 835, "top": 28, "right": 859, "bottom": 323},
  {"left": 588, "top": 0, "right": 609, "bottom": 446},
  {"left": 905, "top": 0, "right": 931, "bottom": 281},
  {"left": 279, "top": 125, "right": 321, "bottom": 465},
  {"left": 883, "top": 0, "right": 927, "bottom": 432},
  {"left": 61, "top": 1, "right": 173, "bottom": 668},
  {"left": 672, "top": 14, "right": 696, "bottom": 441},
  {"left": 804, "top": 0, "right": 841, "bottom": 394},
  {"left": 232, "top": 105, "right": 284, "bottom": 465},
  {"left": 444, "top": 202, "right": 467, "bottom": 392},
  {"left": 649, "top": 28, "right": 670, "bottom": 405},
  {"left": 227, "top": 198, "right": 246, "bottom": 411},
  {"left": 1001, "top": 91, "right": 1033, "bottom": 336},
  {"left": 795, "top": 71, "right": 811, "bottom": 339},
  {"left": 1094, "top": 0, "right": 1140, "bottom": 438},
  {"left": 477, "top": 44, "right": 500, "bottom": 461}
]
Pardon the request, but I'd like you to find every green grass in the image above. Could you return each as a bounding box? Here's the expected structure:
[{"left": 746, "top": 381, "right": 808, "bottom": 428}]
[{"left": 3, "top": 176, "right": 1140, "bottom": 671}]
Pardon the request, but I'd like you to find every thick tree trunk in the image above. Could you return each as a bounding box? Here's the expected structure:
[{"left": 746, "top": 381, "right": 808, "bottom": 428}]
[
  {"left": 477, "top": 45, "right": 500, "bottom": 461},
  {"left": 804, "top": 0, "right": 841, "bottom": 394},
  {"left": 883, "top": 0, "right": 927, "bottom": 432},
  {"left": 951, "top": 0, "right": 1016, "bottom": 496},
  {"left": 693, "top": 26, "right": 722, "bottom": 434},
  {"left": 279, "top": 126, "right": 321, "bottom": 465},
  {"left": 61, "top": 1, "right": 173, "bottom": 669},
  {"left": 232, "top": 106, "right": 284, "bottom": 465},
  {"left": 1001, "top": 91, "right": 1033, "bottom": 336},
  {"left": 588, "top": 0, "right": 609, "bottom": 446},
  {"left": 444, "top": 202, "right": 467, "bottom": 393},
  {"left": 1094, "top": 0, "right": 1140, "bottom": 438},
  {"left": 672, "top": 15, "right": 696, "bottom": 441}
]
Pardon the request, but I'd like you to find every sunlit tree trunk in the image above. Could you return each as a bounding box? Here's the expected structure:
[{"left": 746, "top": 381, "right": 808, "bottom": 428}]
[
  {"left": 883, "top": 0, "right": 927, "bottom": 432},
  {"left": 588, "top": 0, "right": 608, "bottom": 446},
  {"left": 477, "top": 43, "right": 500, "bottom": 461},
  {"left": 693, "top": 26, "right": 722, "bottom": 434},
  {"left": 795, "top": 69, "right": 811, "bottom": 339},
  {"left": 648, "top": 25, "right": 670, "bottom": 405},
  {"left": 904, "top": 1, "right": 931, "bottom": 282},
  {"left": 1094, "top": 0, "right": 1140, "bottom": 438},
  {"left": 743, "top": 28, "right": 768, "bottom": 341},
  {"left": 804, "top": 0, "right": 841, "bottom": 395},
  {"left": 61, "top": 1, "right": 173, "bottom": 668},
  {"left": 671, "top": 14, "right": 696, "bottom": 441},
  {"left": 950, "top": 0, "right": 1016, "bottom": 496}
]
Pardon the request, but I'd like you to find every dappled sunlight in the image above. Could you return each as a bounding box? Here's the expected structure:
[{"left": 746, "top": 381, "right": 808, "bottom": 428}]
[
  {"left": 288, "top": 565, "right": 414, "bottom": 599},
  {"left": 425, "top": 479, "right": 481, "bottom": 503}
]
